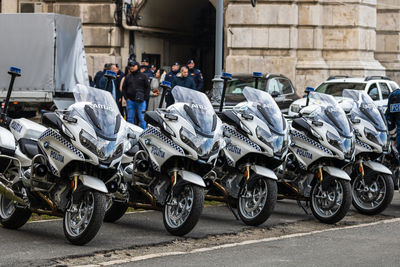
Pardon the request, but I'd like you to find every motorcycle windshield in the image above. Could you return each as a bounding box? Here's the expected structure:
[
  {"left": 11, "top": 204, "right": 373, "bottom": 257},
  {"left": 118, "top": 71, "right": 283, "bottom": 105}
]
[
  {"left": 72, "top": 84, "right": 121, "bottom": 141},
  {"left": 172, "top": 86, "right": 217, "bottom": 136},
  {"left": 242, "top": 86, "right": 285, "bottom": 134},
  {"left": 342, "top": 89, "right": 386, "bottom": 132},
  {"left": 310, "top": 92, "right": 352, "bottom": 138}
]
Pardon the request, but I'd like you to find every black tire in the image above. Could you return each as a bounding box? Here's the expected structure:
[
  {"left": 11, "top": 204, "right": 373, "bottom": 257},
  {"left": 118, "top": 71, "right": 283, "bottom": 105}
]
[
  {"left": 0, "top": 195, "right": 31, "bottom": 229},
  {"left": 104, "top": 200, "right": 128, "bottom": 223},
  {"left": 238, "top": 176, "right": 277, "bottom": 226},
  {"left": 63, "top": 190, "right": 106, "bottom": 245},
  {"left": 163, "top": 185, "right": 204, "bottom": 236},
  {"left": 352, "top": 173, "right": 394, "bottom": 215},
  {"left": 310, "top": 178, "right": 352, "bottom": 224}
]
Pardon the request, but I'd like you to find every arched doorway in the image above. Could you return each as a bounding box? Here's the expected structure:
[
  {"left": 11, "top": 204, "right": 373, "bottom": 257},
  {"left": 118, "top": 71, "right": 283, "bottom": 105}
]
[{"left": 127, "top": 0, "right": 216, "bottom": 91}]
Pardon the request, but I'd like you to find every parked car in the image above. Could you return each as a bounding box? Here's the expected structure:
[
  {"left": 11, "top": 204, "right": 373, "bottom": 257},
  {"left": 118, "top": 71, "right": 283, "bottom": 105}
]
[
  {"left": 288, "top": 76, "right": 400, "bottom": 116},
  {"left": 213, "top": 73, "right": 300, "bottom": 113}
]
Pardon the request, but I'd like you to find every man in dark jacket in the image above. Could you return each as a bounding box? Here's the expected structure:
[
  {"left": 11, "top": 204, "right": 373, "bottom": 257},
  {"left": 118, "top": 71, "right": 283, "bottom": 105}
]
[
  {"left": 165, "top": 62, "right": 181, "bottom": 83},
  {"left": 166, "top": 66, "right": 196, "bottom": 107},
  {"left": 98, "top": 64, "right": 123, "bottom": 114},
  {"left": 187, "top": 59, "right": 204, "bottom": 92},
  {"left": 94, "top": 64, "right": 108, "bottom": 88},
  {"left": 122, "top": 62, "right": 150, "bottom": 129}
]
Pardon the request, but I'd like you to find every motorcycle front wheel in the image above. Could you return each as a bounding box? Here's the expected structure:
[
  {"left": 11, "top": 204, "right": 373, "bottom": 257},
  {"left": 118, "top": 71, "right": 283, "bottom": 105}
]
[
  {"left": 0, "top": 194, "right": 31, "bottom": 229},
  {"left": 63, "top": 190, "right": 106, "bottom": 245},
  {"left": 352, "top": 172, "right": 394, "bottom": 215},
  {"left": 163, "top": 184, "right": 204, "bottom": 236},
  {"left": 238, "top": 175, "right": 277, "bottom": 226},
  {"left": 310, "top": 178, "right": 351, "bottom": 224},
  {"left": 104, "top": 197, "right": 128, "bottom": 223}
]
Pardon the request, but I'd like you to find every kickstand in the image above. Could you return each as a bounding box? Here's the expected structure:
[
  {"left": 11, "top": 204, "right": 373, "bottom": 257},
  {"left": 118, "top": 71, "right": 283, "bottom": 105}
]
[
  {"left": 227, "top": 202, "right": 240, "bottom": 220},
  {"left": 297, "top": 200, "right": 310, "bottom": 215}
]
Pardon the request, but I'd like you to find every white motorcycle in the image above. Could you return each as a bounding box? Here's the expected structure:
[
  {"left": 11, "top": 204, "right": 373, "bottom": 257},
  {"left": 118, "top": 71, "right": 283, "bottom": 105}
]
[
  {"left": 106, "top": 86, "right": 225, "bottom": 236},
  {"left": 277, "top": 91, "right": 354, "bottom": 224},
  {"left": 0, "top": 69, "right": 129, "bottom": 245},
  {"left": 341, "top": 89, "right": 394, "bottom": 215},
  {"left": 207, "top": 86, "right": 287, "bottom": 226}
]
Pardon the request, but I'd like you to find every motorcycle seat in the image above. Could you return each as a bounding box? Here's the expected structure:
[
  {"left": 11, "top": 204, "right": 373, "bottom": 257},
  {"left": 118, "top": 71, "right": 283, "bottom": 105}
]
[{"left": 18, "top": 138, "right": 40, "bottom": 159}]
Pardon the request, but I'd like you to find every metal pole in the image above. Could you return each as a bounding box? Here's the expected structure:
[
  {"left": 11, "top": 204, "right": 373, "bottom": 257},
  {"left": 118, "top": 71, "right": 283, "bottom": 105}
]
[
  {"left": 215, "top": 0, "right": 223, "bottom": 77},
  {"left": 211, "top": 0, "right": 224, "bottom": 105}
]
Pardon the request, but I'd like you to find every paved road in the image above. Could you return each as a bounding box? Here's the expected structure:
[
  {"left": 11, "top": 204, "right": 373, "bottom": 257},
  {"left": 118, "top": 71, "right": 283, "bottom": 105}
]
[
  {"left": 127, "top": 218, "right": 400, "bottom": 267},
  {"left": 1, "top": 194, "right": 400, "bottom": 266}
]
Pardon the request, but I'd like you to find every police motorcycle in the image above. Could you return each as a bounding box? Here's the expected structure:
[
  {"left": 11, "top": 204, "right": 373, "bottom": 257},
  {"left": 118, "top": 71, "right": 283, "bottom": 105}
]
[
  {"left": 0, "top": 68, "right": 130, "bottom": 245},
  {"left": 205, "top": 86, "right": 286, "bottom": 226},
  {"left": 106, "top": 86, "right": 226, "bottom": 236},
  {"left": 277, "top": 90, "right": 354, "bottom": 224},
  {"left": 340, "top": 89, "right": 394, "bottom": 215}
]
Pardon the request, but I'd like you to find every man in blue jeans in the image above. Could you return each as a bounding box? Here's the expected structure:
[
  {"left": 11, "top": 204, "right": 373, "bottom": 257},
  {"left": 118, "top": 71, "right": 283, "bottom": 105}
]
[{"left": 122, "top": 62, "right": 150, "bottom": 129}]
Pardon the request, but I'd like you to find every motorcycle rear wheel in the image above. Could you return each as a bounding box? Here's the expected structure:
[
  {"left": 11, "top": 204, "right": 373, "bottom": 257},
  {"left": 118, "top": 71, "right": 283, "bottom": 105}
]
[
  {"left": 63, "top": 190, "right": 106, "bottom": 245},
  {"left": 310, "top": 178, "right": 351, "bottom": 224},
  {"left": 0, "top": 194, "right": 31, "bottom": 229},
  {"left": 238, "top": 175, "right": 277, "bottom": 226},
  {"left": 163, "top": 184, "right": 204, "bottom": 236},
  {"left": 352, "top": 173, "right": 394, "bottom": 215}
]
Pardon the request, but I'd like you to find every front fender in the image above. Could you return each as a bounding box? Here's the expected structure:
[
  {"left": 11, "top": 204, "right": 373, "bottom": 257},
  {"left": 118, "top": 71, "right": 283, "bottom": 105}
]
[
  {"left": 323, "top": 166, "right": 351, "bottom": 181},
  {"left": 178, "top": 170, "right": 206, "bottom": 187},
  {"left": 251, "top": 165, "right": 277, "bottom": 180},
  {"left": 363, "top": 160, "right": 392, "bottom": 175},
  {"left": 79, "top": 175, "right": 108, "bottom": 193}
]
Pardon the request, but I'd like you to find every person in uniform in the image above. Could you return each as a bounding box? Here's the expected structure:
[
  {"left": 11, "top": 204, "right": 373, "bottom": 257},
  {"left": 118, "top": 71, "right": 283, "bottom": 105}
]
[
  {"left": 386, "top": 88, "right": 400, "bottom": 164},
  {"left": 165, "top": 62, "right": 181, "bottom": 83},
  {"left": 187, "top": 59, "right": 204, "bottom": 92}
]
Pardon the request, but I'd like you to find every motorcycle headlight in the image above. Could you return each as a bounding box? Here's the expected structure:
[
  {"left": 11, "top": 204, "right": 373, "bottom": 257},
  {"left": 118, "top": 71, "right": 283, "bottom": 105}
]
[
  {"left": 256, "top": 126, "right": 285, "bottom": 154},
  {"left": 180, "top": 127, "right": 202, "bottom": 154},
  {"left": 364, "top": 127, "right": 386, "bottom": 146},
  {"left": 80, "top": 130, "right": 107, "bottom": 159},
  {"left": 291, "top": 104, "right": 301, "bottom": 113},
  {"left": 326, "top": 131, "right": 352, "bottom": 154}
]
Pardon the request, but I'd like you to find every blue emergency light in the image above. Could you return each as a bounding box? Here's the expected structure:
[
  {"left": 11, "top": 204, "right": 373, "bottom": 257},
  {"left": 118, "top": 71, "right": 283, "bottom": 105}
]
[
  {"left": 222, "top": 72, "right": 232, "bottom": 79},
  {"left": 161, "top": 81, "right": 172, "bottom": 88},
  {"left": 253, "top": 72, "right": 262, "bottom": 78},
  {"left": 9, "top": 67, "right": 21, "bottom": 75},
  {"left": 105, "top": 70, "right": 117, "bottom": 77}
]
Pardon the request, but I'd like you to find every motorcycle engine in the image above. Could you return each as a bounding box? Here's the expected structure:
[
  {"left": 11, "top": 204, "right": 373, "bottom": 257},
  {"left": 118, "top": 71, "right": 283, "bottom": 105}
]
[
  {"left": 151, "top": 178, "right": 169, "bottom": 205},
  {"left": 51, "top": 185, "right": 69, "bottom": 211},
  {"left": 222, "top": 173, "right": 241, "bottom": 198}
]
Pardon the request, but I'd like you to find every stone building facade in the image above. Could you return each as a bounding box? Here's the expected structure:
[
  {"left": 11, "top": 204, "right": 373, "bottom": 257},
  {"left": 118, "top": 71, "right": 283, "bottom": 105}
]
[{"left": 1, "top": 0, "right": 400, "bottom": 93}]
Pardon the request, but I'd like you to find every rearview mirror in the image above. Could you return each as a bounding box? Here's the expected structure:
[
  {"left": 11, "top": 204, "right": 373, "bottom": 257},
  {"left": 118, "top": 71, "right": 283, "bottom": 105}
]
[{"left": 271, "top": 91, "right": 280, "bottom": 98}]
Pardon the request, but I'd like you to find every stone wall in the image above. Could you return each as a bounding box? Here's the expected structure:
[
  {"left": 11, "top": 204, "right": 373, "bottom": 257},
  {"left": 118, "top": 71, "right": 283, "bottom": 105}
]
[
  {"left": 226, "top": 0, "right": 388, "bottom": 94},
  {"left": 2, "top": 0, "right": 400, "bottom": 91}
]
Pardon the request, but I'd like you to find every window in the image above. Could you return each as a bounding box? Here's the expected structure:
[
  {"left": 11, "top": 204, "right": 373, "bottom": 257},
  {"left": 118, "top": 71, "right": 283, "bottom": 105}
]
[
  {"left": 267, "top": 78, "right": 294, "bottom": 95},
  {"left": 315, "top": 82, "right": 366, "bottom": 96},
  {"left": 379, "top": 82, "right": 390, "bottom": 99},
  {"left": 225, "top": 78, "right": 266, "bottom": 103},
  {"left": 367, "top": 83, "right": 379, "bottom": 100}
]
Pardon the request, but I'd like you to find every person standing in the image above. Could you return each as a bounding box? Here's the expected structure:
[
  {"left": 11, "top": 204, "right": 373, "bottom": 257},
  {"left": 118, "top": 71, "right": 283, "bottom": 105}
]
[
  {"left": 122, "top": 62, "right": 150, "bottom": 129},
  {"left": 187, "top": 59, "right": 204, "bottom": 92},
  {"left": 386, "top": 88, "right": 400, "bottom": 164},
  {"left": 148, "top": 69, "right": 166, "bottom": 111},
  {"left": 165, "top": 62, "right": 181, "bottom": 83},
  {"left": 166, "top": 66, "right": 196, "bottom": 107},
  {"left": 171, "top": 66, "right": 196, "bottom": 90},
  {"left": 99, "top": 64, "right": 123, "bottom": 114},
  {"left": 94, "top": 64, "right": 108, "bottom": 88}
]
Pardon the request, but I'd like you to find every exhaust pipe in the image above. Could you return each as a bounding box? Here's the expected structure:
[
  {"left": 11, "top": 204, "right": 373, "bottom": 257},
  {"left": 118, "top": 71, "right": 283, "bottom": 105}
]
[{"left": 0, "top": 181, "right": 26, "bottom": 206}]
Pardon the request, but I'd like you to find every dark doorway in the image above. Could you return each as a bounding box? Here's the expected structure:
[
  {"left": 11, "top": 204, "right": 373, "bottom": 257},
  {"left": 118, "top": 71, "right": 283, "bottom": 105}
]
[{"left": 131, "top": 0, "right": 216, "bottom": 91}]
